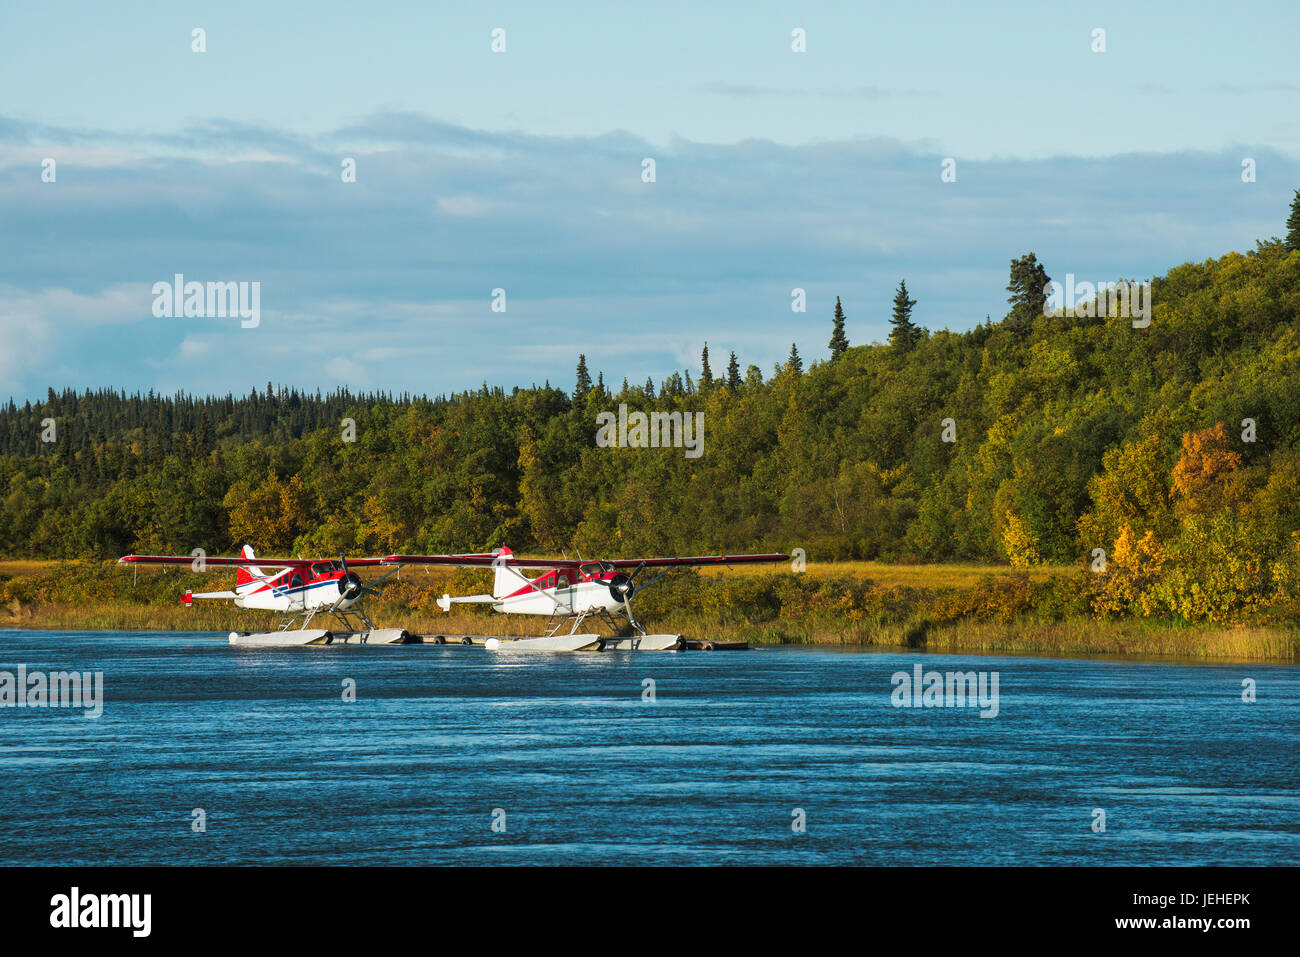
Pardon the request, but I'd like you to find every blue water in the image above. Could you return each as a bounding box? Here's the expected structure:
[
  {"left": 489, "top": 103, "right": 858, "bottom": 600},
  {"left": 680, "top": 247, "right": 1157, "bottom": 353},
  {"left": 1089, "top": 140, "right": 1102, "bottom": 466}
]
[{"left": 0, "top": 630, "right": 1296, "bottom": 866}]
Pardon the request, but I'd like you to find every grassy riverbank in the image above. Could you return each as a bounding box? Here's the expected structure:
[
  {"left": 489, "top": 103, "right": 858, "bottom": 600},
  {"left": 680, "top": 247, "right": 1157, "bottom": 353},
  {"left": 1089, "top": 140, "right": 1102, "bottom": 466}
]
[{"left": 2, "top": 560, "right": 1296, "bottom": 661}]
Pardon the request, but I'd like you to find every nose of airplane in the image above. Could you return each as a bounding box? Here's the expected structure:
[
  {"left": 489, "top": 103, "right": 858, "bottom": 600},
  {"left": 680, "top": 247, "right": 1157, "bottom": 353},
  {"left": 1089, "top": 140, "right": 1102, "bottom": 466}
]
[
  {"left": 337, "top": 572, "right": 364, "bottom": 601},
  {"left": 607, "top": 573, "right": 635, "bottom": 603}
]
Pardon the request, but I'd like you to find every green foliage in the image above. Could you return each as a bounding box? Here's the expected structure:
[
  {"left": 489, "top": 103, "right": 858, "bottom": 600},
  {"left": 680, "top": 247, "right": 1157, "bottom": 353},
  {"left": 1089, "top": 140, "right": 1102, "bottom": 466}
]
[
  {"left": 1006, "top": 252, "right": 1050, "bottom": 336},
  {"left": 1084, "top": 418, "right": 1300, "bottom": 623},
  {"left": 785, "top": 343, "right": 803, "bottom": 376},
  {"left": 726, "top": 351, "right": 742, "bottom": 390},
  {"left": 829, "top": 296, "right": 849, "bottom": 358},
  {"left": 574, "top": 355, "right": 592, "bottom": 397},
  {"left": 1286, "top": 188, "right": 1300, "bottom": 252},
  {"left": 888, "top": 280, "right": 919, "bottom": 352}
]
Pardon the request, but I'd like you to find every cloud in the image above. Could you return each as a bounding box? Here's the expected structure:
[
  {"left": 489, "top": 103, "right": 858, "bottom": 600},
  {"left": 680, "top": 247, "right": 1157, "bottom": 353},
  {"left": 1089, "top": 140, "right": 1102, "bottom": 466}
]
[
  {"left": 1, "top": 113, "right": 1297, "bottom": 401},
  {"left": 0, "top": 310, "right": 52, "bottom": 385},
  {"left": 324, "top": 357, "right": 367, "bottom": 384},
  {"left": 0, "top": 283, "right": 148, "bottom": 383},
  {"left": 176, "top": 337, "right": 212, "bottom": 361},
  {"left": 436, "top": 194, "right": 501, "bottom": 218}
]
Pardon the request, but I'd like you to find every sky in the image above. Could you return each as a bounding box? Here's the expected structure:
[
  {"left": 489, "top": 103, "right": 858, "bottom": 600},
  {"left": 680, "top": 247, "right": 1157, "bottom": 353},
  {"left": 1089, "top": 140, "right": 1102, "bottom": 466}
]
[{"left": 1, "top": 0, "right": 1298, "bottom": 401}]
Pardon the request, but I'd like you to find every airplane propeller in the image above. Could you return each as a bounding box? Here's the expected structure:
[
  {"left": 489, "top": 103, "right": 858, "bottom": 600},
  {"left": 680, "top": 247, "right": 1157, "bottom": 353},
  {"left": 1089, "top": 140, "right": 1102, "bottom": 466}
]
[
  {"left": 337, "top": 571, "right": 367, "bottom": 601},
  {"left": 332, "top": 554, "right": 399, "bottom": 609},
  {"left": 606, "top": 561, "right": 647, "bottom": 619},
  {"left": 607, "top": 572, "right": 636, "bottom": 605}
]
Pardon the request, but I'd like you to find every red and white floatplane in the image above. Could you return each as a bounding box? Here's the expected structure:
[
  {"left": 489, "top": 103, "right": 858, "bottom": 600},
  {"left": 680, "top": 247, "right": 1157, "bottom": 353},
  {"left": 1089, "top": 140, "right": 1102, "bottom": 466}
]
[{"left": 118, "top": 545, "right": 787, "bottom": 650}]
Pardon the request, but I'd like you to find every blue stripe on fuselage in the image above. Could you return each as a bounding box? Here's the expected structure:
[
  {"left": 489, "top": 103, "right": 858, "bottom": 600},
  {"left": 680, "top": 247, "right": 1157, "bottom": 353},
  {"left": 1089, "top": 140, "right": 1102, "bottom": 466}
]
[{"left": 268, "top": 578, "right": 341, "bottom": 599}]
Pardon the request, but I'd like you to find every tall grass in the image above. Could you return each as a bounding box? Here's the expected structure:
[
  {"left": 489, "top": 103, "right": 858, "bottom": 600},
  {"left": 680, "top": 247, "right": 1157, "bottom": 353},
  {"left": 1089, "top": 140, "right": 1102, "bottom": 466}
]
[{"left": 698, "top": 560, "right": 1072, "bottom": 588}]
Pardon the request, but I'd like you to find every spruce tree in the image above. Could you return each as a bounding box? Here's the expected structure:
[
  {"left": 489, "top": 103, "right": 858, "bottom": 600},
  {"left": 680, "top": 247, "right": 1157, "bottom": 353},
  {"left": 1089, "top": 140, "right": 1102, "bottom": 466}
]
[
  {"left": 726, "top": 351, "right": 742, "bottom": 390},
  {"left": 1286, "top": 188, "right": 1300, "bottom": 252},
  {"left": 889, "top": 280, "right": 919, "bottom": 352},
  {"left": 786, "top": 343, "right": 803, "bottom": 375},
  {"left": 829, "top": 296, "right": 849, "bottom": 358},
  {"left": 574, "top": 355, "right": 592, "bottom": 397},
  {"left": 1006, "top": 253, "right": 1051, "bottom": 336},
  {"left": 195, "top": 414, "right": 212, "bottom": 457},
  {"left": 643, "top": 377, "right": 656, "bottom": 399},
  {"left": 700, "top": 342, "right": 714, "bottom": 388}
]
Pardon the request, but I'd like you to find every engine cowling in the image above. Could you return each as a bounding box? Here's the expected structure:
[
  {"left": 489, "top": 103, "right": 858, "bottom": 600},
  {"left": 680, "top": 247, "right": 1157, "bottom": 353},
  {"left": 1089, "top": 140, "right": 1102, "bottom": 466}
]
[
  {"left": 607, "top": 573, "right": 635, "bottom": 603},
  {"left": 338, "top": 572, "right": 365, "bottom": 601}
]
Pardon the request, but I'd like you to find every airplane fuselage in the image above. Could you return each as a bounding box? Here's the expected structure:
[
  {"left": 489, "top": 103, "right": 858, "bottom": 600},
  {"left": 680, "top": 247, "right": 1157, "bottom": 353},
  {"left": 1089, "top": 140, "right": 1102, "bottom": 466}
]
[
  {"left": 234, "top": 563, "right": 359, "bottom": 613},
  {"left": 492, "top": 578, "right": 625, "bottom": 616}
]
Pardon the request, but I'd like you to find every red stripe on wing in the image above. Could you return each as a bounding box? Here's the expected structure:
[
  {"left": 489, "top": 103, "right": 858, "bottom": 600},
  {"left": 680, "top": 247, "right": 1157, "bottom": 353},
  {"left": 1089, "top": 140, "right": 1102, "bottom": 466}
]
[
  {"left": 382, "top": 552, "right": 789, "bottom": 569},
  {"left": 119, "top": 555, "right": 393, "bottom": 567}
]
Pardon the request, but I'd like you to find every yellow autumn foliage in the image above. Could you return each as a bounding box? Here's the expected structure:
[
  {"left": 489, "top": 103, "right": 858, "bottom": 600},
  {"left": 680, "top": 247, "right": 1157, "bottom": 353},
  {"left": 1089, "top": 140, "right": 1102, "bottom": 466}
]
[{"left": 1000, "top": 512, "right": 1042, "bottom": 568}]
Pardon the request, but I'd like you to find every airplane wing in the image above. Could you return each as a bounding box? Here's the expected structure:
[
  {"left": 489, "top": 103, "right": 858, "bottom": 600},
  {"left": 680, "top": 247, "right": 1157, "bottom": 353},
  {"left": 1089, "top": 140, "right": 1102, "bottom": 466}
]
[
  {"left": 383, "top": 552, "right": 788, "bottom": 570},
  {"left": 118, "top": 554, "right": 392, "bottom": 568},
  {"left": 597, "top": 553, "right": 789, "bottom": 569}
]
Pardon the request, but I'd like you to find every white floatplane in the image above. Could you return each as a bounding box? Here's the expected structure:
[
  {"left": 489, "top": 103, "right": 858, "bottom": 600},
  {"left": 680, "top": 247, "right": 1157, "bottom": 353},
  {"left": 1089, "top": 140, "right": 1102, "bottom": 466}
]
[
  {"left": 382, "top": 546, "right": 788, "bottom": 642},
  {"left": 118, "top": 546, "right": 412, "bottom": 645}
]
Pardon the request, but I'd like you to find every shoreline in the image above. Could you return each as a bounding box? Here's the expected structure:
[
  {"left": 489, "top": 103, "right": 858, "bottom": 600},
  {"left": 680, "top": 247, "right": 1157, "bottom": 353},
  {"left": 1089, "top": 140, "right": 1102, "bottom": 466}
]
[
  {"left": 3, "top": 615, "right": 1295, "bottom": 664},
  {"left": 4, "top": 561, "right": 1297, "bottom": 663},
  {"left": 5, "top": 624, "right": 1293, "bottom": 668}
]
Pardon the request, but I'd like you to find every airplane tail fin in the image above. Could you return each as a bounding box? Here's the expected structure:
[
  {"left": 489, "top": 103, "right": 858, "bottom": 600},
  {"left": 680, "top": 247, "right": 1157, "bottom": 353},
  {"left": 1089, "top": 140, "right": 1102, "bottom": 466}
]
[
  {"left": 235, "top": 545, "right": 266, "bottom": 591},
  {"left": 491, "top": 546, "right": 519, "bottom": 599}
]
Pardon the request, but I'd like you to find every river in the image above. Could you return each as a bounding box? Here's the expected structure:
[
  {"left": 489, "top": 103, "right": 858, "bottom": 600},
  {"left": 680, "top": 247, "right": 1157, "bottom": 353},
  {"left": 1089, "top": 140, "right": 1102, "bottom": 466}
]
[{"left": 1, "top": 630, "right": 1296, "bottom": 865}]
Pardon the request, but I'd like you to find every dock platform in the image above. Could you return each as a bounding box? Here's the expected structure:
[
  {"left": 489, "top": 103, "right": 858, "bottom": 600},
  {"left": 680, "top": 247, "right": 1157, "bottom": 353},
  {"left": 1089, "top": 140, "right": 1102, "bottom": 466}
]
[
  {"left": 416, "top": 633, "right": 748, "bottom": 651},
  {"left": 227, "top": 629, "right": 747, "bottom": 651}
]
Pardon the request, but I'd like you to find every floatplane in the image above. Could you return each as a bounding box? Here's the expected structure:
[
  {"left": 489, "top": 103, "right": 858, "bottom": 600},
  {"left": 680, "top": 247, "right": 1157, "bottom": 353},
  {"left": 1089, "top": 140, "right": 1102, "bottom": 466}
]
[
  {"left": 118, "top": 545, "right": 788, "bottom": 650},
  {"left": 118, "top": 546, "right": 408, "bottom": 646},
  {"left": 387, "top": 545, "right": 787, "bottom": 650}
]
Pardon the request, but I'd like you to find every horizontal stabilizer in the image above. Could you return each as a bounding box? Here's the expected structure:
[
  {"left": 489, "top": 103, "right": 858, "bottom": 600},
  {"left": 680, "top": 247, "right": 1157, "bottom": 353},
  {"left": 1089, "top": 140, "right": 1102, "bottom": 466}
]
[
  {"left": 436, "top": 593, "right": 497, "bottom": 612},
  {"left": 181, "top": 589, "right": 239, "bottom": 605}
]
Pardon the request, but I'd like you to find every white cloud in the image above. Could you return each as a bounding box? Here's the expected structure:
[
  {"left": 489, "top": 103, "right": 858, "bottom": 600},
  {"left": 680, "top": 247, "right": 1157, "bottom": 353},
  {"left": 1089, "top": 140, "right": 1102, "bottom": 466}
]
[
  {"left": 324, "top": 357, "right": 367, "bottom": 383},
  {"left": 0, "top": 283, "right": 148, "bottom": 390},
  {"left": 176, "top": 336, "right": 212, "bottom": 360},
  {"left": 436, "top": 195, "right": 499, "bottom": 217},
  {"left": 0, "top": 283, "right": 147, "bottom": 326}
]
